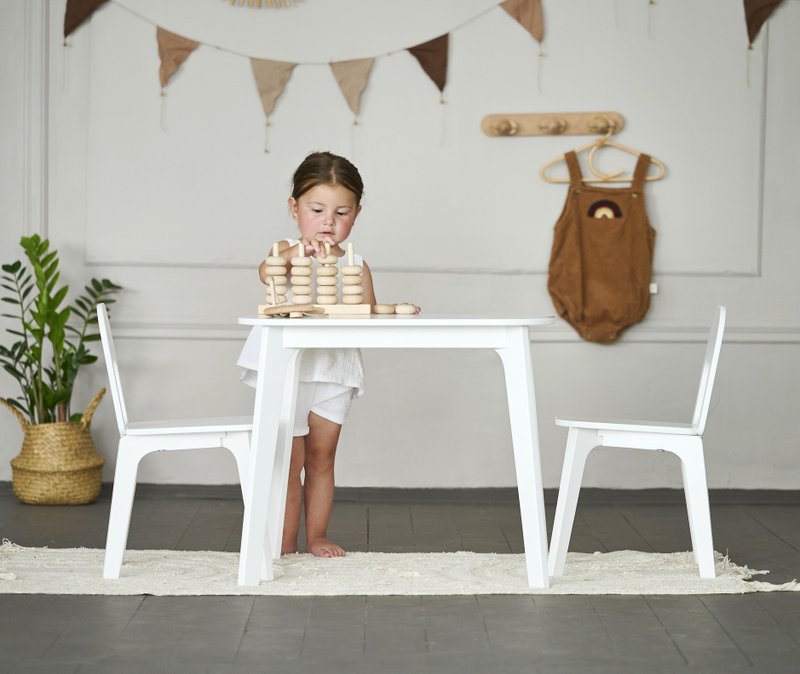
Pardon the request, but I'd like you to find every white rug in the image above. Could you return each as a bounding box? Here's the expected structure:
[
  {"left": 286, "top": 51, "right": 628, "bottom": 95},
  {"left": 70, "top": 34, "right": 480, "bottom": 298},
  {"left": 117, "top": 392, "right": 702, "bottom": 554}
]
[{"left": 0, "top": 542, "right": 797, "bottom": 596}]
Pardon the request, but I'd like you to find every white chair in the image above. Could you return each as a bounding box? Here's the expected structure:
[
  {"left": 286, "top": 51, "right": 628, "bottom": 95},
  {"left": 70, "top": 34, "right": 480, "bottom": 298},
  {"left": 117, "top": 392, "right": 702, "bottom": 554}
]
[
  {"left": 97, "top": 303, "right": 252, "bottom": 579},
  {"left": 548, "top": 306, "right": 726, "bottom": 579}
]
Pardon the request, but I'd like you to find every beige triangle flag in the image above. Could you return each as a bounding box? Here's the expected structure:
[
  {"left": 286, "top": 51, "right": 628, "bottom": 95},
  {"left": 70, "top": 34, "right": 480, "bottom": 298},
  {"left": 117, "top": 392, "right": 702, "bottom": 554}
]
[
  {"left": 250, "top": 58, "right": 296, "bottom": 119},
  {"left": 501, "top": 0, "right": 544, "bottom": 44},
  {"left": 157, "top": 27, "right": 200, "bottom": 90},
  {"left": 330, "top": 58, "right": 374, "bottom": 118}
]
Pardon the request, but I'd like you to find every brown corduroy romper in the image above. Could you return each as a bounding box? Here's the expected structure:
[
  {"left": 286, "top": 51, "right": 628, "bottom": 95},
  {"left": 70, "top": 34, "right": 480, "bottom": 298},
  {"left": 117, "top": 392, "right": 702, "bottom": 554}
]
[{"left": 547, "top": 150, "right": 656, "bottom": 343}]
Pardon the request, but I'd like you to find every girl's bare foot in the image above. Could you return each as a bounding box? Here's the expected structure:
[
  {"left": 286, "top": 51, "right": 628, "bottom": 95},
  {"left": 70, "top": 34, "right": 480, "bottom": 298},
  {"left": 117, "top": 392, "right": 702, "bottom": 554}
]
[
  {"left": 281, "top": 544, "right": 298, "bottom": 556},
  {"left": 307, "top": 537, "right": 345, "bottom": 558}
]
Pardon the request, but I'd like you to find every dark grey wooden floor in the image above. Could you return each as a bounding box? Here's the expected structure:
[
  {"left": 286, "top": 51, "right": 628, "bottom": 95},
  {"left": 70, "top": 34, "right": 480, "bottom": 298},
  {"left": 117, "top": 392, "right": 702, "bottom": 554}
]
[{"left": 1, "top": 483, "right": 799, "bottom": 673}]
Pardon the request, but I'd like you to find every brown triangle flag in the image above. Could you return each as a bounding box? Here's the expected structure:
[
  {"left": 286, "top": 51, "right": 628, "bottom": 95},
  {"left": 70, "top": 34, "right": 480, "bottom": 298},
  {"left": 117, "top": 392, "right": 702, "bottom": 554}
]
[
  {"left": 744, "top": 0, "right": 785, "bottom": 45},
  {"left": 408, "top": 34, "right": 449, "bottom": 94},
  {"left": 64, "top": 0, "right": 109, "bottom": 38},
  {"left": 250, "top": 59, "right": 296, "bottom": 119},
  {"left": 501, "top": 0, "right": 544, "bottom": 44},
  {"left": 330, "top": 58, "right": 374, "bottom": 117},
  {"left": 157, "top": 27, "right": 200, "bottom": 90}
]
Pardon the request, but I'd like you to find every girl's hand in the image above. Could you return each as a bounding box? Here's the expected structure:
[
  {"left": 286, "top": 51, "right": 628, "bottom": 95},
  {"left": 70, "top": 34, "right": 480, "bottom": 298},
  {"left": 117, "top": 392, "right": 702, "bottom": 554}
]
[{"left": 300, "top": 235, "right": 337, "bottom": 257}]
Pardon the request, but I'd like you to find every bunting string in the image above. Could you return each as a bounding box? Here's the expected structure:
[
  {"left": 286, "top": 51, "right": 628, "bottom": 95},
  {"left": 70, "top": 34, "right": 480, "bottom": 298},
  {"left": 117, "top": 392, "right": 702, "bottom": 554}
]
[
  {"left": 60, "top": 0, "right": 784, "bottom": 141},
  {"left": 62, "top": 0, "right": 544, "bottom": 129}
]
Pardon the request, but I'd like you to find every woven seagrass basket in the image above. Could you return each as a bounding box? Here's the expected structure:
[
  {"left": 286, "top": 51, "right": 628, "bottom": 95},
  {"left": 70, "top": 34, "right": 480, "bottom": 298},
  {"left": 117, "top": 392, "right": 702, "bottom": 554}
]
[{"left": 1, "top": 389, "right": 106, "bottom": 505}]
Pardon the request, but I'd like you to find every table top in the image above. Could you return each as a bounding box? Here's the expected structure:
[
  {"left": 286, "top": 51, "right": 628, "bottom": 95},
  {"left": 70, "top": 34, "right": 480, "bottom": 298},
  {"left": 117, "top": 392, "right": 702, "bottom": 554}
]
[{"left": 240, "top": 314, "right": 555, "bottom": 328}]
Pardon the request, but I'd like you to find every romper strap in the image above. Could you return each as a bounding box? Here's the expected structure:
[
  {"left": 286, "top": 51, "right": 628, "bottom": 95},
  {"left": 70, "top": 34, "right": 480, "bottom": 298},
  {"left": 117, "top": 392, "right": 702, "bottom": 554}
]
[
  {"left": 564, "top": 151, "right": 583, "bottom": 187},
  {"left": 631, "top": 153, "right": 652, "bottom": 191}
]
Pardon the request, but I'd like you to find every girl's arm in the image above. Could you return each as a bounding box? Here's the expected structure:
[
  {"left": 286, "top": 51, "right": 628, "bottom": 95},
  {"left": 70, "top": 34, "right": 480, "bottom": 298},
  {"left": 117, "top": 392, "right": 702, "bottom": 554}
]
[{"left": 360, "top": 261, "right": 377, "bottom": 308}]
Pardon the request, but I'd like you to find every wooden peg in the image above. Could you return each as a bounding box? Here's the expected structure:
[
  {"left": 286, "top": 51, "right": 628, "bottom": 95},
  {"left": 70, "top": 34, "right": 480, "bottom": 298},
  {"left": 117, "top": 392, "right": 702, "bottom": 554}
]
[{"left": 347, "top": 242, "right": 354, "bottom": 266}]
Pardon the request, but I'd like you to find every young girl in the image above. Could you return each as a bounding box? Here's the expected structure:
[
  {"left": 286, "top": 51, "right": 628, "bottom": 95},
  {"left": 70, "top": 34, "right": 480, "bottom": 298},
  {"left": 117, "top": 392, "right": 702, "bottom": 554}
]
[{"left": 237, "top": 151, "right": 376, "bottom": 558}]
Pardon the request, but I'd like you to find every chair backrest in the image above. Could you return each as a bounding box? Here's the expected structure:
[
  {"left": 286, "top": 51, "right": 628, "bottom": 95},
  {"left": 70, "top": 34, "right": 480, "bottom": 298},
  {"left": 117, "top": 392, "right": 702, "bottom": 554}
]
[
  {"left": 97, "top": 303, "right": 128, "bottom": 436},
  {"left": 691, "top": 305, "right": 726, "bottom": 434}
]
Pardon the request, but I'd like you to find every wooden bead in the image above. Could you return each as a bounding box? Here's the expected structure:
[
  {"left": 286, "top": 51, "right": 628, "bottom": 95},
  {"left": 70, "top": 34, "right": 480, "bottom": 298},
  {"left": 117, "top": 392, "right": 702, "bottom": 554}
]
[
  {"left": 264, "top": 265, "right": 287, "bottom": 276},
  {"left": 267, "top": 275, "right": 288, "bottom": 286},
  {"left": 395, "top": 303, "right": 417, "bottom": 315},
  {"left": 273, "top": 285, "right": 288, "bottom": 296},
  {"left": 316, "top": 295, "right": 338, "bottom": 305},
  {"left": 316, "top": 266, "right": 338, "bottom": 277},
  {"left": 342, "top": 265, "right": 362, "bottom": 276},
  {"left": 316, "top": 276, "right": 338, "bottom": 286},
  {"left": 265, "top": 256, "right": 285, "bottom": 265},
  {"left": 343, "top": 285, "right": 363, "bottom": 295},
  {"left": 291, "top": 276, "right": 312, "bottom": 286},
  {"left": 342, "top": 275, "right": 362, "bottom": 285},
  {"left": 343, "top": 295, "right": 363, "bottom": 304},
  {"left": 316, "top": 286, "right": 338, "bottom": 296},
  {"left": 291, "top": 257, "right": 312, "bottom": 267},
  {"left": 317, "top": 255, "right": 339, "bottom": 265},
  {"left": 290, "top": 266, "right": 312, "bottom": 276},
  {"left": 374, "top": 304, "right": 395, "bottom": 314}
]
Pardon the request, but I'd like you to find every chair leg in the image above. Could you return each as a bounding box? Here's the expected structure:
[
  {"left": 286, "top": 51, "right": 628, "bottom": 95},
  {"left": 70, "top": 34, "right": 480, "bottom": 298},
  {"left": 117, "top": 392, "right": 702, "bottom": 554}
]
[
  {"left": 674, "top": 437, "right": 715, "bottom": 578},
  {"left": 226, "top": 432, "right": 251, "bottom": 501},
  {"left": 103, "top": 438, "right": 146, "bottom": 579},
  {"left": 548, "top": 428, "right": 599, "bottom": 576}
]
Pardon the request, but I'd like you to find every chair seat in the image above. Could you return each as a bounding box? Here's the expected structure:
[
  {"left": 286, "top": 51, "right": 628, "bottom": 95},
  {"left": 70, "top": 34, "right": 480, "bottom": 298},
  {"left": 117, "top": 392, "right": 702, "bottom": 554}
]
[
  {"left": 126, "top": 416, "right": 253, "bottom": 436},
  {"left": 555, "top": 416, "right": 698, "bottom": 435}
]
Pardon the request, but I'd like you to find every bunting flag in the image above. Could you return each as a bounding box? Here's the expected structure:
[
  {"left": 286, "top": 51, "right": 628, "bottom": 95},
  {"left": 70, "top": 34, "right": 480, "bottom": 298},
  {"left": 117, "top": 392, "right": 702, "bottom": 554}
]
[
  {"left": 250, "top": 58, "right": 296, "bottom": 120},
  {"left": 157, "top": 27, "right": 200, "bottom": 90},
  {"left": 330, "top": 58, "right": 375, "bottom": 118},
  {"left": 408, "top": 34, "right": 449, "bottom": 97},
  {"left": 501, "top": 0, "right": 544, "bottom": 45},
  {"left": 744, "top": 0, "right": 786, "bottom": 46},
  {"left": 64, "top": 0, "right": 109, "bottom": 38}
]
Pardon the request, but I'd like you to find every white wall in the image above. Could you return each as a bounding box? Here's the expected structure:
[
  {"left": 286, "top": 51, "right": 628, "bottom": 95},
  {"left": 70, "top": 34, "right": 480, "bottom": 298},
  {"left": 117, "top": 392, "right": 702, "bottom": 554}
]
[{"left": 1, "top": 0, "right": 798, "bottom": 489}]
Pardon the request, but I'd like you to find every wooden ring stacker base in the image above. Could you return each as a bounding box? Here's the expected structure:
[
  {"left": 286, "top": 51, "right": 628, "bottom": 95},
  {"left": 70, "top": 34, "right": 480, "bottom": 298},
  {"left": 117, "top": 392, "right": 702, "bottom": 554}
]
[{"left": 259, "top": 303, "right": 323, "bottom": 317}]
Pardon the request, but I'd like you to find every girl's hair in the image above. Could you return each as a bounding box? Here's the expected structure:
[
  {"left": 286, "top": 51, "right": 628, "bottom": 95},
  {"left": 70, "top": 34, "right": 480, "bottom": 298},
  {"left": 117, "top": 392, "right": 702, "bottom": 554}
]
[{"left": 291, "top": 151, "right": 364, "bottom": 204}]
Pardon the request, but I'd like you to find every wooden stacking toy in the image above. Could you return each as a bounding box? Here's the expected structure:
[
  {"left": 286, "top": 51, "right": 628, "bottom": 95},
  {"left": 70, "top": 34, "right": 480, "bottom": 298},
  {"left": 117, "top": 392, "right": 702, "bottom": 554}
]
[
  {"left": 263, "top": 243, "right": 287, "bottom": 306},
  {"left": 315, "top": 242, "right": 339, "bottom": 306},
  {"left": 258, "top": 241, "right": 413, "bottom": 318},
  {"left": 289, "top": 243, "right": 313, "bottom": 307},
  {"left": 341, "top": 242, "right": 364, "bottom": 305}
]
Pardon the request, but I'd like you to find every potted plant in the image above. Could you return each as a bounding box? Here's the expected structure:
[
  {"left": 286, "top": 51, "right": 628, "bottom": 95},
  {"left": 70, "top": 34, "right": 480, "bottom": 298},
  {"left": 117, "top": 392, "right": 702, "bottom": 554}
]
[{"left": 0, "top": 234, "right": 121, "bottom": 504}]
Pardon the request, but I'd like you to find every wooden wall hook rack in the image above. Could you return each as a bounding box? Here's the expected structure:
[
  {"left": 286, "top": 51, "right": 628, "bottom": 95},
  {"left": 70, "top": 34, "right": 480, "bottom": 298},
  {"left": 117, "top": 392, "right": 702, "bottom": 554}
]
[{"left": 481, "top": 112, "right": 625, "bottom": 137}]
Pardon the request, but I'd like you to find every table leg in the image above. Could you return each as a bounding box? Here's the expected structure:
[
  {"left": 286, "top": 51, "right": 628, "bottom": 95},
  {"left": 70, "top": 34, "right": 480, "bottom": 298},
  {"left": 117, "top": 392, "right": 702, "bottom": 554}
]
[
  {"left": 496, "top": 326, "right": 550, "bottom": 588},
  {"left": 238, "top": 326, "right": 295, "bottom": 586},
  {"left": 267, "top": 348, "right": 303, "bottom": 561}
]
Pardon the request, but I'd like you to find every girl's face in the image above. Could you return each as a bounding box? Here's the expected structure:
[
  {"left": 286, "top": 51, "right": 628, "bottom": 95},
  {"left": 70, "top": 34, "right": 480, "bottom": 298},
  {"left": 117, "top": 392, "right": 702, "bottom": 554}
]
[{"left": 288, "top": 183, "right": 361, "bottom": 246}]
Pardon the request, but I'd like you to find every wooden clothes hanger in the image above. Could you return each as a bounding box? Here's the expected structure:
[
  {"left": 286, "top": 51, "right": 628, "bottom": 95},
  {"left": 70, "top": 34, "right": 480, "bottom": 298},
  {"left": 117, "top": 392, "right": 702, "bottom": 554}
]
[{"left": 540, "top": 118, "right": 666, "bottom": 184}]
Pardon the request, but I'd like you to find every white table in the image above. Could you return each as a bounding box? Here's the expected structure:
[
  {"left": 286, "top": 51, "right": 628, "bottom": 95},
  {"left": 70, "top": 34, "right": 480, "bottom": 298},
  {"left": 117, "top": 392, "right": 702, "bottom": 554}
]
[{"left": 237, "top": 314, "right": 554, "bottom": 588}]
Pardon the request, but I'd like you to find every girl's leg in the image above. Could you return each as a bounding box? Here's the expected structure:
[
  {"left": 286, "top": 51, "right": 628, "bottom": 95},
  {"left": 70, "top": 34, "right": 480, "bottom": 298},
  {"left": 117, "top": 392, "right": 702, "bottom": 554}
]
[
  {"left": 303, "top": 411, "right": 344, "bottom": 557},
  {"left": 281, "top": 436, "right": 306, "bottom": 555}
]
